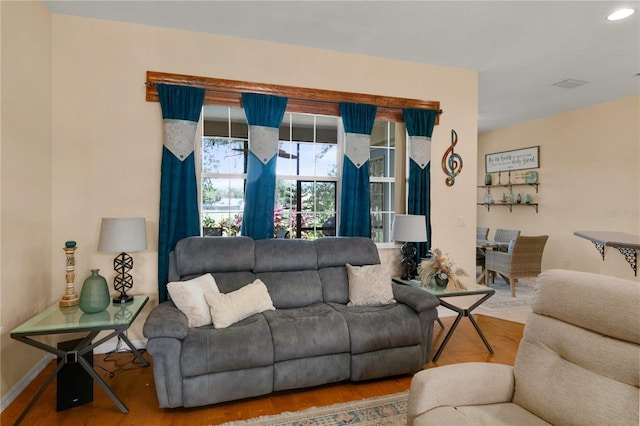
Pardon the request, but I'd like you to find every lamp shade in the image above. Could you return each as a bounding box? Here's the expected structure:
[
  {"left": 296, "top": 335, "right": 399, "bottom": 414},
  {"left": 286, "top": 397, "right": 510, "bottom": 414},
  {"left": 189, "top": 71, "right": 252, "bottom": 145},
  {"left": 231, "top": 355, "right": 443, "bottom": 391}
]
[
  {"left": 98, "top": 217, "right": 147, "bottom": 253},
  {"left": 391, "top": 214, "right": 427, "bottom": 243}
]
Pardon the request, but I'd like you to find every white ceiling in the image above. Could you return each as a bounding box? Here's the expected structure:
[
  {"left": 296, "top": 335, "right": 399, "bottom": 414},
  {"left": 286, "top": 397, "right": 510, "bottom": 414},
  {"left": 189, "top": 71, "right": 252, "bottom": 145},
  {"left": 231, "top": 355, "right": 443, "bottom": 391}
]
[{"left": 45, "top": 0, "right": 640, "bottom": 132}]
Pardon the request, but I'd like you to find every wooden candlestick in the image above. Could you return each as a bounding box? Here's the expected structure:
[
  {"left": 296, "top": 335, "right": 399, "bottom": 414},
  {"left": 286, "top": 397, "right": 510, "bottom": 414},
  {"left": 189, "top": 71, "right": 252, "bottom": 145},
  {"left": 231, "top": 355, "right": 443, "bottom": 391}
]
[{"left": 59, "top": 241, "right": 80, "bottom": 307}]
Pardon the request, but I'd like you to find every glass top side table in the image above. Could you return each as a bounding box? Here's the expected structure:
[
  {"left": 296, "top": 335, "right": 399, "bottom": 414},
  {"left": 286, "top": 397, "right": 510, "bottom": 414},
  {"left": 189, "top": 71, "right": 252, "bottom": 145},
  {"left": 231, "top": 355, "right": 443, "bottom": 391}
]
[
  {"left": 393, "top": 278, "right": 495, "bottom": 362},
  {"left": 10, "top": 295, "right": 149, "bottom": 425}
]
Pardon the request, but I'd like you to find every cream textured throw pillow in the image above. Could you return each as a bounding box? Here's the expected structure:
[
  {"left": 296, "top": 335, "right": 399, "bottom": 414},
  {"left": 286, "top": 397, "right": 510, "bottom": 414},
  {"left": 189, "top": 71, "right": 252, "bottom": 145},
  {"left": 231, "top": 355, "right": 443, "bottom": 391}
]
[
  {"left": 346, "top": 263, "right": 396, "bottom": 306},
  {"left": 205, "top": 279, "right": 275, "bottom": 329},
  {"left": 167, "top": 273, "right": 220, "bottom": 328}
]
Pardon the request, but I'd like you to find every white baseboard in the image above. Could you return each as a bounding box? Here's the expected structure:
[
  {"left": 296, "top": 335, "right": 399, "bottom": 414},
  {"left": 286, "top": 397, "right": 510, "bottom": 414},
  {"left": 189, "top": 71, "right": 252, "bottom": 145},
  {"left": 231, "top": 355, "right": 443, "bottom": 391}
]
[
  {"left": 0, "top": 338, "right": 147, "bottom": 413},
  {"left": 0, "top": 354, "right": 54, "bottom": 412}
]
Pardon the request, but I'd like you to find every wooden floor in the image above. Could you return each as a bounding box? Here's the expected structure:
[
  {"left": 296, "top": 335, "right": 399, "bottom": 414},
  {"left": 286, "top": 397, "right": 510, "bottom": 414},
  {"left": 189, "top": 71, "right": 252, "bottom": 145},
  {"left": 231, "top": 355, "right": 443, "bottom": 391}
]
[{"left": 2, "top": 314, "right": 524, "bottom": 425}]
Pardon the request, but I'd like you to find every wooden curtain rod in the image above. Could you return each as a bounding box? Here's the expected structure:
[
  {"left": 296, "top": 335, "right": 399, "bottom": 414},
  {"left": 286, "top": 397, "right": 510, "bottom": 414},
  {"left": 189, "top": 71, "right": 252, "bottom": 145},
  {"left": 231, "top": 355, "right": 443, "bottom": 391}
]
[{"left": 145, "top": 71, "right": 441, "bottom": 124}]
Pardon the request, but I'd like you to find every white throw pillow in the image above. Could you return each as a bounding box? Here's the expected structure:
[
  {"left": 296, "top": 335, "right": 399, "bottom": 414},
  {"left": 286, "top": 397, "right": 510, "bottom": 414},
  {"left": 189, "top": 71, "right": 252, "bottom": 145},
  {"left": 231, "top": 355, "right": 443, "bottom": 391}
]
[
  {"left": 346, "top": 263, "right": 396, "bottom": 306},
  {"left": 167, "top": 273, "right": 220, "bottom": 328},
  {"left": 205, "top": 279, "right": 275, "bottom": 329}
]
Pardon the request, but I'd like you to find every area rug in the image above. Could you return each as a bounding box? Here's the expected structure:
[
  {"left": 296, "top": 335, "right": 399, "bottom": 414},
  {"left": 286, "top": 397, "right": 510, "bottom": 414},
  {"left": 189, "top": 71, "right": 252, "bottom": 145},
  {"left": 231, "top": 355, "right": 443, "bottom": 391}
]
[
  {"left": 474, "top": 276, "right": 536, "bottom": 323},
  {"left": 219, "top": 391, "right": 408, "bottom": 426}
]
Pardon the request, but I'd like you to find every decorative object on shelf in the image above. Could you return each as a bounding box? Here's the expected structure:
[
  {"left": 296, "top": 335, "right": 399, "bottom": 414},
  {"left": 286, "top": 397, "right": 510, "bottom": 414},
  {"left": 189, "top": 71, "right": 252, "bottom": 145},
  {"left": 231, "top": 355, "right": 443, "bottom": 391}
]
[
  {"left": 484, "top": 172, "right": 492, "bottom": 186},
  {"left": 418, "top": 248, "right": 467, "bottom": 290},
  {"left": 441, "top": 129, "right": 463, "bottom": 186},
  {"left": 79, "top": 269, "right": 110, "bottom": 313},
  {"left": 485, "top": 146, "right": 540, "bottom": 173},
  {"left": 391, "top": 214, "right": 427, "bottom": 280},
  {"left": 501, "top": 193, "right": 508, "bottom": 204},
  {"left": 525, "top": 193, "right": 532, "bottom": 204},
  {"left": 60, "top": 241, "right": 80, "bottom": 307},
  {"left": 517, "top": 193, "right": 522, "bottom": 204},
  {"left": 98, "top": 217, "right": 147, "bottom": 304},
  {"left": 484, "top": 192, "right": 490, "bottom": 204},
  {"left": 509, "top": 189, "right": 515, "bottom": 203},
  {"left": 524, "top": 170, "right": 538, "bottom": 184}
]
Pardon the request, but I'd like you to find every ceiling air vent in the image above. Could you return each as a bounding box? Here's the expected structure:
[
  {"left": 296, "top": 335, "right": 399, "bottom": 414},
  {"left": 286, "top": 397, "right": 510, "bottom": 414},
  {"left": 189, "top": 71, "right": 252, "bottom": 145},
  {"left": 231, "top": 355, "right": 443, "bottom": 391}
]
[{"left": 552, "top": 79, "right": 588, "bottom": 89}]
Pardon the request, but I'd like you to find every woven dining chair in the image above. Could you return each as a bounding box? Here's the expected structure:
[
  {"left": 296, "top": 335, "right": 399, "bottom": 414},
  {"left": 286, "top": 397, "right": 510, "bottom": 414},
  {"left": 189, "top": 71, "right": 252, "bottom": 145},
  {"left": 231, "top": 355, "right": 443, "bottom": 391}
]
[
  {"left": 493, "top": 228, "right": 521, "bottom": 251},
  {"left": 484, "top": 235, "right": 549, "bottom": 297},
  {"left": 484, "top": 228, "right": 521, "bottom": 283},
  {"left": 476, "top": 227, "right": 490, "bottom": 271}
]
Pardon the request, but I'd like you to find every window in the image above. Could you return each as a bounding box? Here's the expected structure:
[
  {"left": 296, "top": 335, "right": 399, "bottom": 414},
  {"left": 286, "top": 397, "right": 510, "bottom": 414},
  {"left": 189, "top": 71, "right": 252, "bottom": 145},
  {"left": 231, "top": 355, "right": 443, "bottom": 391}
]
[
  {"left": 369, "top": 121, "right": 396, "bottom": 243},
  {"left": 199, "top": 105, "right": 396, "bottom": 242}
]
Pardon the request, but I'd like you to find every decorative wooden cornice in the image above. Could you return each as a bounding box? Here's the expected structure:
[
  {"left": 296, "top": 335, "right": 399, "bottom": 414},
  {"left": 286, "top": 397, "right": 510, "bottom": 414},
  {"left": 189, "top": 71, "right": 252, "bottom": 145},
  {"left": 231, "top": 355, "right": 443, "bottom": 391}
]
[{"left": 145, "top": 71, "right": 441, "bottom": 124}]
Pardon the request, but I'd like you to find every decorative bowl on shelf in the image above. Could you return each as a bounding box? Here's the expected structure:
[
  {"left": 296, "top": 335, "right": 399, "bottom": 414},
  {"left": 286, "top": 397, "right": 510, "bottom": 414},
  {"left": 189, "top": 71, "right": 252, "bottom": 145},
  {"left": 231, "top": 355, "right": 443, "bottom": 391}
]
[{"left": 524, "top": 171, "right": 538, "bottom": 183}]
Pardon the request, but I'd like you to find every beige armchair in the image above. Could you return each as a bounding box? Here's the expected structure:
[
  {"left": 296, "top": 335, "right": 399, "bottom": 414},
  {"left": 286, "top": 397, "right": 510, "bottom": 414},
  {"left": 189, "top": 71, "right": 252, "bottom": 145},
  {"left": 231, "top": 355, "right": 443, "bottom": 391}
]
[
  {"left": 484, "top": 235, "right": 548, "bottom": 297},
  {"left": 407, "top": 269, "right": 640, "bottom": 425}
]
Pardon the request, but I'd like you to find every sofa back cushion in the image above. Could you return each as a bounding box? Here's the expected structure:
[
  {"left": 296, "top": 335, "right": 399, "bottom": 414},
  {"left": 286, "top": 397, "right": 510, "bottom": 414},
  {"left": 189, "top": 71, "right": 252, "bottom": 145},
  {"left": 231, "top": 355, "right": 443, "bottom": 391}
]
[
  {"left": 315, "top": 237, "right": 381, "bottom": 303},
  {"left": 513, "top": 269, "right": 639, "bottom": 425},
  {"left": 254, "top": 239, "right": 322, "bottom": 308},
  {"left": 172, "top": 236, "right": 256, "bottom": 293}
]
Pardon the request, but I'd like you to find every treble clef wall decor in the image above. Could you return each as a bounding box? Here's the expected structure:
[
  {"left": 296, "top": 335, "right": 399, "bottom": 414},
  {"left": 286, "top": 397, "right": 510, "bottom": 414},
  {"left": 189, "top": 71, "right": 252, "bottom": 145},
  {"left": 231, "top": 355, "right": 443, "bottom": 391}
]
[{"left": 442, "top": 129, "right": 463, "bottom": 186}]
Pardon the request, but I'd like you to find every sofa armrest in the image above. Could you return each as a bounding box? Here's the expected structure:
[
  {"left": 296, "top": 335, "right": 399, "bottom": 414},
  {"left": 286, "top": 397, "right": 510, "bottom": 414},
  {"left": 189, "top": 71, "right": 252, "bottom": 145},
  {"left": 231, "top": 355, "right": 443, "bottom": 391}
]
[
  {"left": 143, "top": 301, "right": 189, "bottom": 340},
  {"left": 392, "top": 282, "right": 439, "bottom": 312},
  {"left": 407, "top": 362, "right": 515, "bottom": 424}
]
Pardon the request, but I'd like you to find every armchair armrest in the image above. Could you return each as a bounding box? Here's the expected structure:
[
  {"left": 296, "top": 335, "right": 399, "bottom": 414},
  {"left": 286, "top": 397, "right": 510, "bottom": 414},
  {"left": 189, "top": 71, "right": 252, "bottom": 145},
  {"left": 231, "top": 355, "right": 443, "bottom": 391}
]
[
  {"left": 485, "top": 249, "right": 512, "bottom": 272},
  {"left": 392, "top": 282, "right": 439, "bottom": 312},
  {"left": 143, "top": 301, "right": 189, "bottom": 340},
  {"left": 407, "top": 362, "right": 514, "bottom": 424}
]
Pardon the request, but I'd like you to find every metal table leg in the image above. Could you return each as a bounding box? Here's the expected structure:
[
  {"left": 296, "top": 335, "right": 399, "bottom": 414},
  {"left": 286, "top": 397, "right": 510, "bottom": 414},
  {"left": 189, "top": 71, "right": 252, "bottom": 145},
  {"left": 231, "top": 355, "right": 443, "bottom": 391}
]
[
  {"left": 11, "top": 328, "right": 141, "bottom": 425},
  {"left": 432, "top": 292, "right": 495, "bottom": 362}
]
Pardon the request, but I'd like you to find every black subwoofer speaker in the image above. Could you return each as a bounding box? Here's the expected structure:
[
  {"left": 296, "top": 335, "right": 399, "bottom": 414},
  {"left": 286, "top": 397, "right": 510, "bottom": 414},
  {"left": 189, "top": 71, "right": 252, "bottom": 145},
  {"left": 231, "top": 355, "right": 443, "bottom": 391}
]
[{"left": 56, "top": 338, "right": 94, "bottom": 411}]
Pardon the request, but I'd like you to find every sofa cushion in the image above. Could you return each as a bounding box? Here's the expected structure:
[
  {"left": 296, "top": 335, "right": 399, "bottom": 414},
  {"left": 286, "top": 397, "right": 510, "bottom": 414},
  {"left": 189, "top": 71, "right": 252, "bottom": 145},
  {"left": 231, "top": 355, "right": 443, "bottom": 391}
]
[
  {"left": 329, "top": 302, "right": 421, "bottom": 354},
  {"left": 167, "top": 273, "right": 219, "bottom": 328},
  {"left": 256, "top": 271, "right": 323, "bottom": 308},
  {"left": 205, "top": 279, "right": 275, "bottom": 328},
  {"left": 315, "top": 237, "right": 381, "bottom": 304},
  {"left": 263, "top": 303, "right": 350, "bottom": 361},
  {"left": 174, "top": 236, "right": 254, "bottom": 278},
  {"left": 345, "top": 263, "right": 395, "bottom": 306},
  {"left": 315, "top": 237, "right": 380, "bottom": 268},
  {"left": 180, "top": 314, "right": 274, "bottom": 377},
  {"left": 317, "top": 267, "right": 349, "bottom": 304},
  {"left": 253, "top": 239, "right": 318, "bottom": 272}
]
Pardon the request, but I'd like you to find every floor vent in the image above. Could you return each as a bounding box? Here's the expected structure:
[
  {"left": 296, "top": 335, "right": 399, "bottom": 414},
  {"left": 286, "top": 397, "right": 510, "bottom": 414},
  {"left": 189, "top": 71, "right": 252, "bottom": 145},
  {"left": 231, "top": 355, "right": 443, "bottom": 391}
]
[{"left": 552, "top": 79, "right": 588, "bottom": 89}]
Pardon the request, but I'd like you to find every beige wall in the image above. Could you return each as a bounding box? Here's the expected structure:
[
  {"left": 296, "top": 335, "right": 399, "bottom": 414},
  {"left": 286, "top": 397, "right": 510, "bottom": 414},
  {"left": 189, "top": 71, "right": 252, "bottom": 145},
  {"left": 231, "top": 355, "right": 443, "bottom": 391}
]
[
  {"left": 478, "top": 95, "right": 640, "bottom": 281},
  {"left": 1, "top": 6, "right": 478, "bottom": 401},
  {"left": 0, "top": 0, "right": 54, "bottom": 403}
]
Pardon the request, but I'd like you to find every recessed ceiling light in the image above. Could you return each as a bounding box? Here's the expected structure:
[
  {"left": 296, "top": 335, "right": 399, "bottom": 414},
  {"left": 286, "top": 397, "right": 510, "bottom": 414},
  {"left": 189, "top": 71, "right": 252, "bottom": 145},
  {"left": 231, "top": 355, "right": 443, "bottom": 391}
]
[{"left": 607, "top": 8, "right": 635, "bottom": 21}]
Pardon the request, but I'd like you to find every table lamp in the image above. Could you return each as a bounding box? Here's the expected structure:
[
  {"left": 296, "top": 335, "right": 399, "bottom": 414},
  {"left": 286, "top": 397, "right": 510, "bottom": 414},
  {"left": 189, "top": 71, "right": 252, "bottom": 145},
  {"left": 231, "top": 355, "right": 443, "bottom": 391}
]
[
  {"left": 98, "top": 217, "right": 147, "bottom": 304},
  {"left": 392, "top": 214, "right": 427, "bottom": 280}
]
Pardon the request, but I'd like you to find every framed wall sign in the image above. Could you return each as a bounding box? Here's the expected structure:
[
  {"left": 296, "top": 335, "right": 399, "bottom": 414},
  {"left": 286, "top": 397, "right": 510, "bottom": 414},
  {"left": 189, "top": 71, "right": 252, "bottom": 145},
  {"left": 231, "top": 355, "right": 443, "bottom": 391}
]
[{"left": 485, "top": 146, "right": 539, "bottom": 173}]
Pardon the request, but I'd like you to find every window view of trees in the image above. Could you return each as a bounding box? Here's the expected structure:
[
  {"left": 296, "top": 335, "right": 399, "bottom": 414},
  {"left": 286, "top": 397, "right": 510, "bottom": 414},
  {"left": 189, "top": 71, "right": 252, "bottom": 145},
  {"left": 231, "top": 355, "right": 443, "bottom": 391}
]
[{"left": 200, "top": 106, "right": 396, "bottom": 242}]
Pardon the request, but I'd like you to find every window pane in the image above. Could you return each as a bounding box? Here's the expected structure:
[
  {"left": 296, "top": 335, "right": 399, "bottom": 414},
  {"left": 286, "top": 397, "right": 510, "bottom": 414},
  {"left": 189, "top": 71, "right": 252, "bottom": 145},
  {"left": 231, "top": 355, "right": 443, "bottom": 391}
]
[
  {"left": 202, "top": 178, "right": 245, "bottom": 236},
  {"left": 370, "top": 181, "right": 395, "bottom": 243},
  {"left": 203, "top": 105, "right": 248, "bottom": 139},
  {"left": 202, "top": 137, "right": 247, "bottom": 174}
]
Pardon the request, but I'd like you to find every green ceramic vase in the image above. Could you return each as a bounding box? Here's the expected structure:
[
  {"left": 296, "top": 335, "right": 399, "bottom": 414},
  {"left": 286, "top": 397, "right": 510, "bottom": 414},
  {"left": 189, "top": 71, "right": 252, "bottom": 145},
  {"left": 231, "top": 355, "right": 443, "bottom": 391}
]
[{"left": 79, "top": 269, "right": 110, "bottom": 313}]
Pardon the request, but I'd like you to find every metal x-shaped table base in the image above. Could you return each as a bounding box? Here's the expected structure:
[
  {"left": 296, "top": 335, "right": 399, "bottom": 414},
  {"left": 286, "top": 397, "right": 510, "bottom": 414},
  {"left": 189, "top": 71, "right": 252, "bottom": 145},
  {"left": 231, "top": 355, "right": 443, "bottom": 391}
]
[
  {"left": 432, "top": 292, "right": 494, "bottom": 362},
  {"left": 12, "top": 329, "right": 148, "bottom": 425}
]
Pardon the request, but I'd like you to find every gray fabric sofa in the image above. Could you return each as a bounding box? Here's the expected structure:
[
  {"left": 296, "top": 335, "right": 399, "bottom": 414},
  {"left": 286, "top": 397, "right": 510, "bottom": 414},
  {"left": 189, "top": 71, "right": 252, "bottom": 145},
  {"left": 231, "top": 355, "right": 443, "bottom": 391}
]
[
  {"left": 407, "top": 269, "right": 640, "bottom": 425},
  {"left": 143, "top": 236, "right": 439, "bottom": 408}
]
